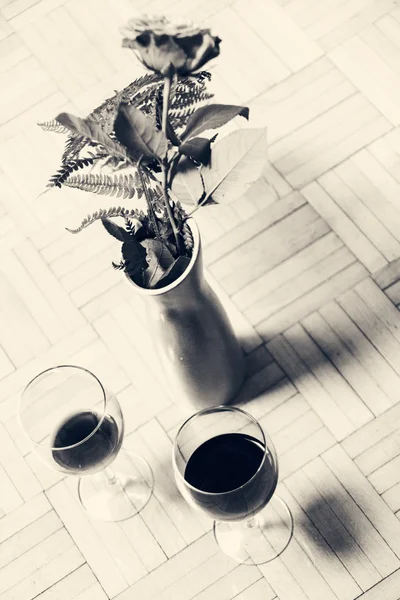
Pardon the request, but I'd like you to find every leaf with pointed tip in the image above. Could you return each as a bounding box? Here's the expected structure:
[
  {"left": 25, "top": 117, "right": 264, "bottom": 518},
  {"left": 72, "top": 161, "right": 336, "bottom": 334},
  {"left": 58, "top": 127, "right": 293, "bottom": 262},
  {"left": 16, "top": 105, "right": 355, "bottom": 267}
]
[
  {"left": 141, "top": 239, "right": 175, "bottom": 288},
  {"left": 101, "top": 218, "right": 130, "bottom": 242},
  {"left": 179, "top": 137, "right": 211, "bottom": 165},
  {"left": 122, "top": 239, "right": 148, "bottom": 284},
  {"left": 201, "top": 128, "right": 268, "bottom": 204},
  {"left": 181, "top": 104, "right": 249, "bottom": 142},
  {"left": 114, "top": 104, "right": 168, "bottom": 160},
  {"left": 154, "top": 256, "right": 191, "bottom": 289},
  {"left": 170, "top": 158, "right": 205, "bottom": 206},
  {"left": 55, "top": 113, "right": 129, "bottom": 160}
]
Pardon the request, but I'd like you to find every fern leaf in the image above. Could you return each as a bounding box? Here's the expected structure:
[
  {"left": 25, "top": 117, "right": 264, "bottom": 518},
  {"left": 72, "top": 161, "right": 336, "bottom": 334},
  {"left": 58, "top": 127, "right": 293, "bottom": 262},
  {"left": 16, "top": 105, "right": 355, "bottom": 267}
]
[
  {"left": 66, "top": 206, "right": 147, "bottom": 234},
  {"left": 55, "top": 113, "right": 130, "bottom": 161},
  {"left": 38, "top": 120, "right": 70, "bottom": 134},
  {"left": 63, "top": 172, "right": 139, "bottom": 200},
  {"left": 112, "top": 260, "right": 126, "bottom": 270},
  {"left": 182, "top": 221, "right": 194, "bottom": 252},
  {"left": 62, "top": 134, "right": 87, "bottom": 164},
  {"left": 47, "top": 157, "right": 96, "bottom": 189}
]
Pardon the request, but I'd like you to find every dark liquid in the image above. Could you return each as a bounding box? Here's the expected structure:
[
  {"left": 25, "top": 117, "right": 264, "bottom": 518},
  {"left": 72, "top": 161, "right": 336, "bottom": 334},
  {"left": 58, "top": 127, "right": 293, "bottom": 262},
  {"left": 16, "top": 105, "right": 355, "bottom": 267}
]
[
  {"left": 184, "top": 433, "right": 277, "bottom": 521},
  {"left": 52, "top": 411, "right": 120, "bottom": 473}
]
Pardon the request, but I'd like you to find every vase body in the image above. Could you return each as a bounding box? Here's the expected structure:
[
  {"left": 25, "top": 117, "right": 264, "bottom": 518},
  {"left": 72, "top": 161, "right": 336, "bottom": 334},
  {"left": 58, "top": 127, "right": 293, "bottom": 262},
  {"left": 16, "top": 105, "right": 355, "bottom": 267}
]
[{"left": 127, "top": 221, "right": 244, "bottom": 409}]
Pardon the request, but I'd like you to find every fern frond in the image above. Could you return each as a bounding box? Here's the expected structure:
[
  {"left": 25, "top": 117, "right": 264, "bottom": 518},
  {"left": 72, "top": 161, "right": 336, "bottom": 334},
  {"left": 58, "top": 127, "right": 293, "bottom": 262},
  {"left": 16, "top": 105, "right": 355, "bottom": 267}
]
[
  {"left": 63, "top": 172, "right": 139, "bottom": 200},
  {"left": 182, "top": 221, "right": 194, "bottom": 252},
  {"left": 47, "top": 157, "right": 96, "bottom": 189},
  {"left": 125, "top": 217, "right": 136, "bottom": 237},
  {"left": 66, "top": 206, "right": 147, "bottom": 234},
  {"left": 38, "top": 120, "right": 70, "bottom": 134},
  {"left": 62, "top": 135, "right": 87, "bottom": 164},
  {"left": 112, "top": 260, "right": 126, "bottom": 270}
]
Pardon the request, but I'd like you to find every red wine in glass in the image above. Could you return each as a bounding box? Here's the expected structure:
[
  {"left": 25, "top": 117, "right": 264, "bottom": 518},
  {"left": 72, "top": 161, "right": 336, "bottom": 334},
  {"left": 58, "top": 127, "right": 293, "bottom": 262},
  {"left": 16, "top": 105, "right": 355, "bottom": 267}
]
[
  {"left": 20, "top": 365, "right": 154, "bottom": 522},
  {"left": 52, "top": 411, "right": 121, "bottom": 474},
  {"left": 184, "top": 432, "right": 278, "bottom": 521},
  {"left": 173, "top": 406, "right": 294, "bottom": 565}
]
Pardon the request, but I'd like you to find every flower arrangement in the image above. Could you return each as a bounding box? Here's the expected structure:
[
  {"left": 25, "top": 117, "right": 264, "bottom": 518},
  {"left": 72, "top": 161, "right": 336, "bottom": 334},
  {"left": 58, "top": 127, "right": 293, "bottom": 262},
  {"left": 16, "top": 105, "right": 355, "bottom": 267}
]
[{"left": 40, "top": 15, "right": 268, "bottom": 289}]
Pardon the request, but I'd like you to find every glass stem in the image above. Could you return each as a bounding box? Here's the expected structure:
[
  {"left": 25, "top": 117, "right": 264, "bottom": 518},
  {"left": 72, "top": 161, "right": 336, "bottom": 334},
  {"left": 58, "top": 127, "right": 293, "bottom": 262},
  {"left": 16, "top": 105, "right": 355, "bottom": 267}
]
[
  {"left": 245, "top": 516, "right": 256, "bottom": 528},
  {"left": 104, "top": 467, "right": 117, "bottom": 486}
]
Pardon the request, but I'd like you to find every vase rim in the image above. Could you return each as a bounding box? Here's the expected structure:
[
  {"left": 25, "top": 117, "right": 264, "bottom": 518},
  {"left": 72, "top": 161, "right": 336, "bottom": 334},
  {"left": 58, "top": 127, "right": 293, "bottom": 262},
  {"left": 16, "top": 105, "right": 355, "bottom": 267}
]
[{"left": 125, "top": 217, "right": 200, "bottom": 295}]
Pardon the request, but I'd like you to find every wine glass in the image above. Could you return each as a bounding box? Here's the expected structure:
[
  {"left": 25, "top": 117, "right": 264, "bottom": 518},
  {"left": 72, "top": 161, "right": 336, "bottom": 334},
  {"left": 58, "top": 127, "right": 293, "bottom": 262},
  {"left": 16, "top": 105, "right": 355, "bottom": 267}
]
[
  {"left": 172, "top": 406, "right": 294, "bottom": 564},
  {"left": 19, "top": 365, "right": 153, "bottom": 521}
]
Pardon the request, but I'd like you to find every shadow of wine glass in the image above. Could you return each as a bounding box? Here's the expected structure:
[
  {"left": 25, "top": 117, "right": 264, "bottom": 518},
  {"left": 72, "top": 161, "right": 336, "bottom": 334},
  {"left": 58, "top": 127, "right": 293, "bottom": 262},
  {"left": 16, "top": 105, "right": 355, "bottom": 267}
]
[{"left": 294, "top": 490, "right": 363, "bottom": 557}]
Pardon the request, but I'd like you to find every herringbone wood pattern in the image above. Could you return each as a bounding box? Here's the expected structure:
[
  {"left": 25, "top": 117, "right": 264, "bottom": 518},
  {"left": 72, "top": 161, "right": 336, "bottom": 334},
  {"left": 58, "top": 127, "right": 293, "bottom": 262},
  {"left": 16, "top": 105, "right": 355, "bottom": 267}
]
[{"left": 2, "top": 0, "right": 400, "bottom": 598}]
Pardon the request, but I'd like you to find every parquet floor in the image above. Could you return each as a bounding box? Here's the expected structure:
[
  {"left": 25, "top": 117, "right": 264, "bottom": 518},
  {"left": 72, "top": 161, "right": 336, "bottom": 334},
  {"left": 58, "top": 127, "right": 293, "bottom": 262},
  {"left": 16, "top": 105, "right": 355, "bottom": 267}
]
[{"left": 2, "top": 0, "right": 400, "bottom": 598}]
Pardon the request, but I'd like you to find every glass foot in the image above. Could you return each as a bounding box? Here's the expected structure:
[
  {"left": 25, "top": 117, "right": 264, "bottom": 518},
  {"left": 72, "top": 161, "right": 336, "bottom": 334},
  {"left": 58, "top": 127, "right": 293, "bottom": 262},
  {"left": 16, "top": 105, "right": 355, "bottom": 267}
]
[
  {"left": 78, "top": 449, "right": 153, "bottom": 522},
  {"left": 214, "top": 495, "right": 294, "bottom": 565}
]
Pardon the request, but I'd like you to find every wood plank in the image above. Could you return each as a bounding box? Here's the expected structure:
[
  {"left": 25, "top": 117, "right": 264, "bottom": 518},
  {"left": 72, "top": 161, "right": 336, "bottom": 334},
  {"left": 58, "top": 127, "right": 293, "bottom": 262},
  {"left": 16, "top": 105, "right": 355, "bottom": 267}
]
[
  {"left": 212, "top": 205, "right": 330, "bottom": 295},
  {"left": 234, "top": 0, "right": 323, "bottom": 72},
  {"left": 233, "top": 577, "right": 276, "bottom": 600},
  {"left": 0, "top": 422, "right": 42, "bottom": 501},
  {"left": 204, "top": 191, "right": 306, "bottom": 266},
  {"left": 278, "top": 484, "right": 363, "bottom": 599},
  {"left": 1, "top": 545, "right": 85, "bottom": 600},
  {"left": 129, "top": 419, "right": 209, "bottom": 545},
  {"left": 47, "top": 480, "right": 129, "bottom": 598},
  {"left": 320, "top": 300, "right": 400, "bottom": 406},
  {"left": 116, "top": 532, "right": 219, "bottom": 600},
  {"left": 324, "top": 444, "right": 400, "bottom": 559},
  {"left": 342, "top": 402, "right": 400, "bottom": 458},
  {"left": 186, "top": 564, "right": 262, "bottom": 600},
  {"left": 335, "top": 158, "right": 400, "bottom": 244},
  {"left": 354, "top": 569, "right": 400, "bottom": 600},
  {"left": 257, "top": 261, "right": 368, "bottom": 341},
  {"left": 0, "top": 511, "right": 62, "bottom": 569},
  {"left": 351, "top": 147, "right": 400, "bottom": 213},
  {"left": 338, "top": 287, "right": 400, "bottom": 376},
  {"left": 286, "top": 470, "right": 381, "bottom": 591},
  {"left": 267, "top": 334, "right": 355, "bottom": 440},
  {"left": 285, "top": 322, "right": 373, "bottom": 427},
  {"left": 303, "top": 455, "right": 400, "bottom": 576},
  {"left": 302, "top": 311, "right": 391, "bottom": 416},
  {"left": 287, "top": 115, "right": 391, "bottom": 188},
  {"left": 223, "top": 231, "right": 340, "bottom": 310},
  {"left": 319, "top": 170, "right": 400, "bottom": 261},
  {"left": 31, "top": 565, "right": 97, "bottom": 600},
  {"left": 315, "top": 0, "right": 394, "bottom": 52},
  {"left": 244, "top": 246, "right": 356, "bottom": 325},
  {"left": 0, "top": 528, "right": 76, "bottom": 595},
  {"left": 302, "top": 181, "right": 386, "bottom": 272},
  {"left": 356, "top": 428, "right": 400, "bottom": 477},
  {"left": 330, "top": 36, "right": 400, "bottom": 125}
]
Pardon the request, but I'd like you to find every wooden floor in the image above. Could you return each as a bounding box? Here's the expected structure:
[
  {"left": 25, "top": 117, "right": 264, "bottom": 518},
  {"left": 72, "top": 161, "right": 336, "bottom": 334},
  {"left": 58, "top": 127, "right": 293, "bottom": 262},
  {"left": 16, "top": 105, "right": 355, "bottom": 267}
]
[{"left": 3, "top": 0, "right": 400, "bottom": 598}]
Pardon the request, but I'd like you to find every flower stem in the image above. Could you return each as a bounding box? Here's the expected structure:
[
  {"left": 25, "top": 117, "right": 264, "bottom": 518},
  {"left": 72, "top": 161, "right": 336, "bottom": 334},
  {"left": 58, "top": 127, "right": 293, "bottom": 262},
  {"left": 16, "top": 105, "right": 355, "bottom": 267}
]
[
  {"left": 162, "top": 75, "right": 171, "bottom": 134},
  {"left": 161, "top": 75, "right": 183, "bottom": 254},
  {"left": 162, "top": 162, "right": 183, "bottom": 254},
  {"left": 137, "top": 156, "right": 159, "bottom": 238}
]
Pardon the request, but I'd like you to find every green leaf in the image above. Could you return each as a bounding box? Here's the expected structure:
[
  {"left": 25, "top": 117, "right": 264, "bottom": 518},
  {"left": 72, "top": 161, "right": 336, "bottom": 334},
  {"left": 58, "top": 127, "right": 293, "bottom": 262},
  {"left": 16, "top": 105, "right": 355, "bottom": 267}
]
[
  {"left": 101, "top": 218, "right": 130, "bottom": 242},
  {"left": 170, "top": 158, "right": 205, "bottom": 206},
  {"left": 201, "top": 128, "right": 268, "bottom": 204},
  {"left": 181, "top": 104, "right": 249, "bottom": 142},
  {"left": 122, "top": 239, "right": 148, "bottom": 283},
  {"left": 141, "top": 239, "right": 175, "bottom": 288},
  {"left": 154, "top": 256, "right": 191, "bottom": 289},
  {"left": 55, "top": 113, "right": 129, "bottom": 160},
  {"left": 179, "top": 137, "right": 211, "bottom": 166},
  {"left": 114, "top": 104, "right": 168, "bottom": 160}
]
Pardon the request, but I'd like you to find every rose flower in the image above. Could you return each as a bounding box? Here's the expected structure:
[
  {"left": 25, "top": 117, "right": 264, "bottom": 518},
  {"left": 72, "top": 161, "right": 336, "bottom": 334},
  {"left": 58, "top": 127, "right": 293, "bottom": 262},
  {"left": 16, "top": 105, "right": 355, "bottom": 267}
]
[{"left": 121, "top": 15, "right": 221, "bottom": 75}]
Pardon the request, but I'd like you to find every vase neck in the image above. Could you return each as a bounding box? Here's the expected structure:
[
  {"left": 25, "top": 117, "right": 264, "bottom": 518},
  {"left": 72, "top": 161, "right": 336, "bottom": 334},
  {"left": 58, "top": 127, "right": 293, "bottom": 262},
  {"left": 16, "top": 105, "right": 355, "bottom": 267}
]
[{"left": 147, "top": 249, "right": 205, "bottom": 308}]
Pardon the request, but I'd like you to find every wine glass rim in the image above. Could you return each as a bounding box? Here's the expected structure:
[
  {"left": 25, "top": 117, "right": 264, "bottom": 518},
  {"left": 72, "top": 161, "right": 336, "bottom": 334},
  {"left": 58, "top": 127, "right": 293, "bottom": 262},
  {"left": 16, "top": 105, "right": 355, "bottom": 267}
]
[
  {"left": 18, "top": 364, "right": 108, "bottom": 451},
  {"left": 172, "top": 405, "right": 269, "bottom": 497}
]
